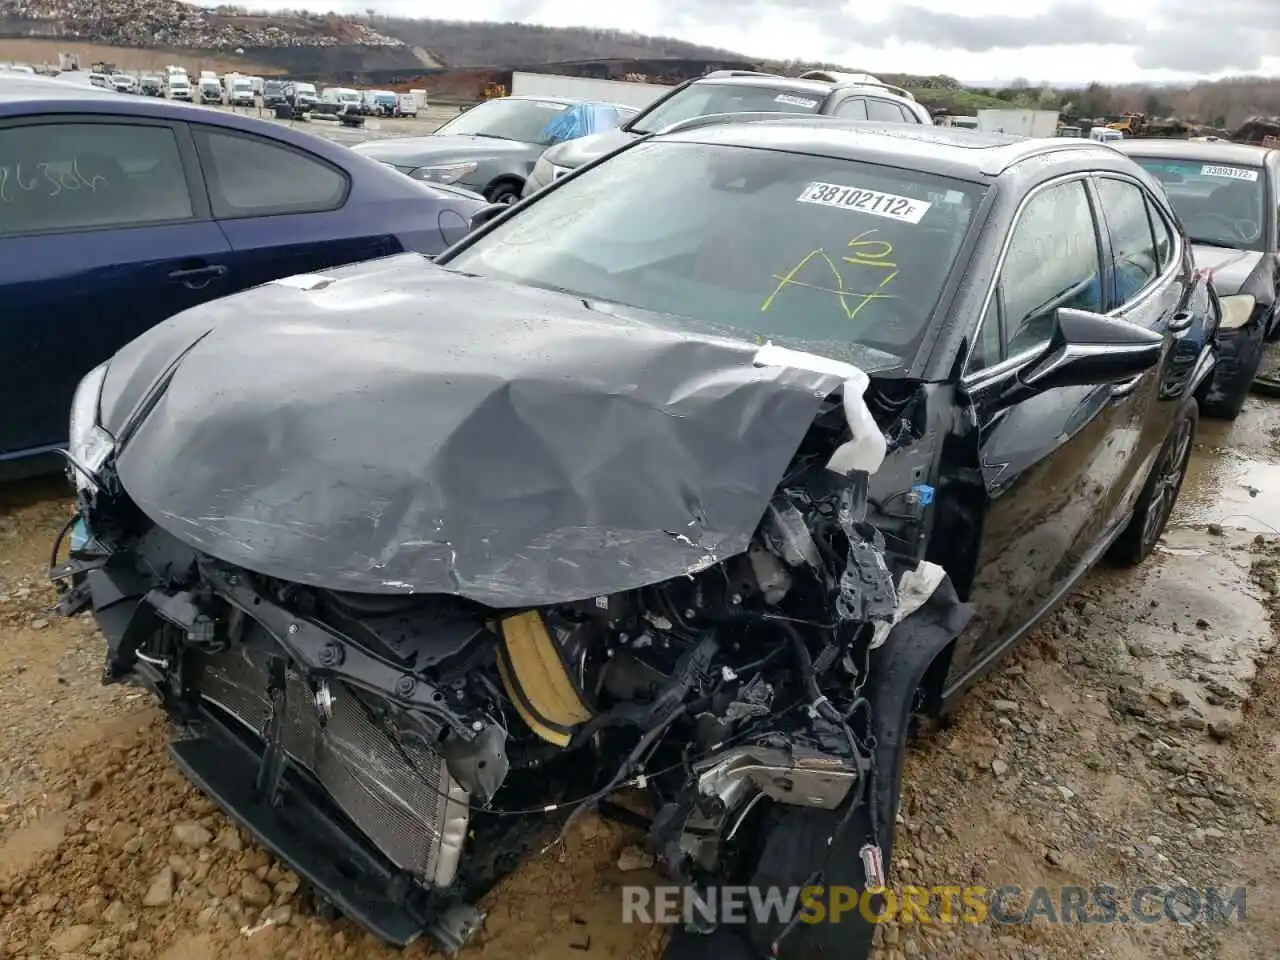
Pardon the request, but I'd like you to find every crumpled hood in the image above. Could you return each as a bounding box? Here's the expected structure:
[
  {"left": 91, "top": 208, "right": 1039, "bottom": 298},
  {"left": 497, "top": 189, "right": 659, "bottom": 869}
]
[
  {"left": 101, "top": 254, "right": 864, "bottom": 607},
  {"left": 541, "top": 127, "right": 635, "bottom": 170},
  {"left": 1191, "top": 245, "right": 1265, "bottom": 295},
  {"left": 351, "top": 135, "right": 535, "bottom": 168}
]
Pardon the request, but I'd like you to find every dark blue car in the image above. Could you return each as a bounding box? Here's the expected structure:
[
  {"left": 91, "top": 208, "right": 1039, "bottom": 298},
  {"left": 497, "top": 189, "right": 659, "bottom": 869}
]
[{"left": 0, "top": 74, "right": 487, "bottom": 471}]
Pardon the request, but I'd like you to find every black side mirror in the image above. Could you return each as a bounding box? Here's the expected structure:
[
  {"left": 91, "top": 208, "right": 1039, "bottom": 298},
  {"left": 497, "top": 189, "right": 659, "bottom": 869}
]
[
  {"left": 998, "top": 307, "right": 1164, "bottom": 406},
  {"left": 468, "top": 203, "right": 509, "bottom": 232}
]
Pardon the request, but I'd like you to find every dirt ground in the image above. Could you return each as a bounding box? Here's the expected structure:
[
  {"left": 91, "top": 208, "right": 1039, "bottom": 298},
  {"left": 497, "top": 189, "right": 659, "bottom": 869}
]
[
  {"left": 0, "top": 39, "right": 282, "bottom": 77},
  {"left": 3, "top": 369, "right": 1280, "bottom": 960}
]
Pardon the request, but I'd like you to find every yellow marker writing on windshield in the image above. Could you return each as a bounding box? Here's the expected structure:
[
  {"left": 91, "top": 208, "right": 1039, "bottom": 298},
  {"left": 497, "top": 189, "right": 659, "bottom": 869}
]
[{"left": 760, "top": 229, "right": 898, "bottom": 320}]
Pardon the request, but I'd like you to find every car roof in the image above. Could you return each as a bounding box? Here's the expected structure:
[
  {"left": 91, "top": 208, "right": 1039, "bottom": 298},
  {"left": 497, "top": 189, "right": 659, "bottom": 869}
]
[
  {"left": 1111, "top": 137, "right": 1275, "bottom": 166},
  {"left": 499, "top": 94, "right": 638, "bottom": 110},
  {"left": 658, "top": 115, "right": 1121, "bottom": 182},
  {"left": 691, "top": 74, "right": 841, "bottom": 97}
]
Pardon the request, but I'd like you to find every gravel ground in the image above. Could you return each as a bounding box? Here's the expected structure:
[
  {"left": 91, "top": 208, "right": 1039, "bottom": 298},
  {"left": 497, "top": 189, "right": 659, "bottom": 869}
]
[{"left": 2, "top": 369, "right": 1279, "bottom": 958}]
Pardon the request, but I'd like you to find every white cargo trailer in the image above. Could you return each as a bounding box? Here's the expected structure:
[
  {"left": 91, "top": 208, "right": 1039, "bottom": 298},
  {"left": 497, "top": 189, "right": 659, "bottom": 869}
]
[
  {"left": 509, "top": 71, "right": 668, "bottom": 110},
  {"left": 975, "top": 109, "right": 1060, "bottom": 138}
]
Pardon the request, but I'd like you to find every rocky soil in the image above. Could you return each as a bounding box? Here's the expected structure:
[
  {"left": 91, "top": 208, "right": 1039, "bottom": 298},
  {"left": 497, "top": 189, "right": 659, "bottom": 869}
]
[{"left": 3, "top": 392, "right": 1280, "bottom": 960}]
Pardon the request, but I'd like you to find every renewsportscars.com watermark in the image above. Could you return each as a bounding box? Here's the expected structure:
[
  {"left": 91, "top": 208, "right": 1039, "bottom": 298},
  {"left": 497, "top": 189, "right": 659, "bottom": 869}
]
[{"left": 622, "top": 885, "right": 1248, "bottom": 926}]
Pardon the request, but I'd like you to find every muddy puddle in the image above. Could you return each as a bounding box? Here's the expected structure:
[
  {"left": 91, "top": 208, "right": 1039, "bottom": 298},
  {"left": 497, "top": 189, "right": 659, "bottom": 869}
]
[{"left": 1175, "top": 396, "right": 1280, "bottom": 534}]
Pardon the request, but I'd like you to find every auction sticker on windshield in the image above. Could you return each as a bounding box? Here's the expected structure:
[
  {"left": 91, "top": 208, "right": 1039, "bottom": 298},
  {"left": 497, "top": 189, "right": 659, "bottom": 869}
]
[
  {"left": 797, "top": 181, "right": 932, "bottom": 224},
  {"left": 1200, "top": 164, "right": 1259, "bottom": 182},
  {"left": 775, "top": 94, "right": 820, "bottom": 109}
]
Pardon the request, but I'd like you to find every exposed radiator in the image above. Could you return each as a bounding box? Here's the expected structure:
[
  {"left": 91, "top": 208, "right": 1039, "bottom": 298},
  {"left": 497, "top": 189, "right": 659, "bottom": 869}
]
[{"left": 199, "top": 633, "right": 470, "bottom": 887}]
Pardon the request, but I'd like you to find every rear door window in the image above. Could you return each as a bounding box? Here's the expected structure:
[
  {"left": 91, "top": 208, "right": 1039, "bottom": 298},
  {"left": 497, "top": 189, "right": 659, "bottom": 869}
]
[
  {"left": 0, "top": 121, "right": 193, "bottom": 236},
  {"left": 192, "top": 126, "right": 348, "bottom": 219},
  {"left": 1146, "top": 197, "right": 1175, "bottom": 272},
  {"left": 834, "top": 98, "right": 869, "bottom": 120},
  {"left": 866, "top": 99, "right": 909, "bottom": 123},
  {"left": 1094, "top": 177, "right": 1160, "bottom": 307}
]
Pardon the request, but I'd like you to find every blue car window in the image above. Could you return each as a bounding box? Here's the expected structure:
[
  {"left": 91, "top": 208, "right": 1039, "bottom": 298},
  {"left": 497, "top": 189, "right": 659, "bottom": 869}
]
[{"left": 0, "top": 122, "right": 192, "bottom": 236}]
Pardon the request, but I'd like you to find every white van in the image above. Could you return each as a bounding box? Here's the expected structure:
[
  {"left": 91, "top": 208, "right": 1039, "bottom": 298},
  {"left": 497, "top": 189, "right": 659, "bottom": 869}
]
[
  {"left": 229, "top": 76, "right": 254, "bottom": 106},
  {"left": 1090, "top": 127, "right": 1123, "bottom": 143},
  {"left": 397, "top": 92, "right": 418, "bottom": 117},
  {"left": 321, "top": 86, "right": 362, "bottom": 109}
]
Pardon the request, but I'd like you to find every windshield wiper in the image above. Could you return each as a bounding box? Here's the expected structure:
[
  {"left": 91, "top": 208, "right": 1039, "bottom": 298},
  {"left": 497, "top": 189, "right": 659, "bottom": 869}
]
[
  {"left": 466, "top": 132, "right": 514, "bottom": 141},
  {"left": 1188, "top": 237, "right": 1242, "bottom": 250}
]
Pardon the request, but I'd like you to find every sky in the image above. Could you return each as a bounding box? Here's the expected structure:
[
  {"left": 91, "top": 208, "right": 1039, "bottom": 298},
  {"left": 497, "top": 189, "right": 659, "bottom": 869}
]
[{"left": 258, "top": 0, "right": 1280, "bottom": 85}]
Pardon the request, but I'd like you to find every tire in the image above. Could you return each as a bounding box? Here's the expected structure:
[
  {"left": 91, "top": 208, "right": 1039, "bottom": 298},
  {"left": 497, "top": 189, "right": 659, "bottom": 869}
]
[
  {"left": 486, "top": 182, "right": 522, "bottom": 205},
  {"left": 1201, "top": 323, "right": 1264, "bottom": 420},
  {"left": 1107, "top": 400, "right": 1197, "bottom": 566}
]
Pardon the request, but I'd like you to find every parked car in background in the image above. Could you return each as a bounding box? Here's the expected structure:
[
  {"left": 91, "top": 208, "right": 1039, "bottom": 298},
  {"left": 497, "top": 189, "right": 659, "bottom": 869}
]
[
  {"left": 291, "top": 81, "right": 318, "bottom": 109},
  {"left": 138, "top": 75, "right": 163, "bottom": 97},
  {"left": 522, "top": 69, "right": 932, "bottom": 197},
  {"left": 198, "top": 77, "right": 222, "bottom": 105},
  {"left": 263, "top": 79, "right": 286, "bottom": 108},
  {"left": 351, "top": 95, "right": 638, "bottom": 204},
  {"left": 0, "top": 75, "right": 488, "bottom": 472},
  {"left": 227, "top": 75, "right": 255, "bottom": 108},
  {"left": 396, "top": 92, "right": 418, "bottom": 117},
  {"left": 320, "top": 86, "right": 362, "bottom": 112},
  {"left": 166, "top": 75, "right": 191, "bottom": 101},
  {"left": 1114, "top": 138, "right": 1278, "bottom": 419},
  {"left": 54, "top": 119, "right": 1214, "bottom": 960},
  {"left": 109, "top": 74, "right": 136, "bottom": 94},
  {"left": 360, "top": 89, "right": 396, "bottom": 116}
]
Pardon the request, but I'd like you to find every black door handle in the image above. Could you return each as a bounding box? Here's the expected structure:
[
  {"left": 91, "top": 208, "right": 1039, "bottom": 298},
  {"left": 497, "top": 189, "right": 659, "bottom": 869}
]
[
  {"left": 168, "top": 264, "right": 228, "bottom": 282},
  {"left": 1168, "top": 309, "right": 1194, "bottom": 333}
]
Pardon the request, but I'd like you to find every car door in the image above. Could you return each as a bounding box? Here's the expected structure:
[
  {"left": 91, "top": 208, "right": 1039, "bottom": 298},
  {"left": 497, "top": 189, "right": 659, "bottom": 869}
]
[
  {"left": 1090, "top": 175, "right": 1195, "bottom": 523},
  {"left": 946, "top": 176, "right": 1139, "bottom": 687},
  {"left": 0, "top": 116, "right": 233, "bottom": 460},
  {"left": 187, "top": 124, "right": 397, "bottom": 290}
]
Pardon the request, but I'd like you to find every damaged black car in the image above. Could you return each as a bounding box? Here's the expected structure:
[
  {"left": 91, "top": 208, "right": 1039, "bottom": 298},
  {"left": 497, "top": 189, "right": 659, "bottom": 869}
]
[
  {"left": 51, "top": 120, "right": 1216, "bottom": 960},
  {"left": 1114, "top": 137, "right": 1279, "bottom": 420}
]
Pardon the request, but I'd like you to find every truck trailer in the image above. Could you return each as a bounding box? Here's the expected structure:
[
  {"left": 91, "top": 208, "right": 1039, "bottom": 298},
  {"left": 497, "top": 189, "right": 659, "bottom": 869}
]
[
  {"left": 509, "top": 71, "right": 668, "bottom": 111},
  {"left": 975, "top": 109, "right": 1060, "bottom": 138}
]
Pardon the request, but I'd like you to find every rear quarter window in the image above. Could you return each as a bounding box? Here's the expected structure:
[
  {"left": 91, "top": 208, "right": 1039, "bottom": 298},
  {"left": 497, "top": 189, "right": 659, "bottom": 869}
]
[{"left": 192, "top": 126, "right": 348, "bottom": 219}]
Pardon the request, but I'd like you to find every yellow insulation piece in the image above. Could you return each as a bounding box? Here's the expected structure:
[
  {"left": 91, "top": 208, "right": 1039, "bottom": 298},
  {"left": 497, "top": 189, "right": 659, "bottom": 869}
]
[{"left": 497, "top": 611, "right": 594, "bottom": 748}]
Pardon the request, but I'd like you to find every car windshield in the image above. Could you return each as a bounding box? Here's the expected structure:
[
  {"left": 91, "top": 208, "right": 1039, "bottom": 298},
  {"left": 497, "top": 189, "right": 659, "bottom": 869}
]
[
  {"left": 434, "top": 98, "right": 629, "bottom": 146},
  {"left": 1131, "top": 157, "right": 1266, "bottom": 251},
  {"left": 436, "top": 98, "right": 572, "bottom": 143},
  {"left": 442, "top": 140, "right": 983, "bottom": 373},
  {"left": 629, "top": 82, "right": 826, "bottom": 134}
]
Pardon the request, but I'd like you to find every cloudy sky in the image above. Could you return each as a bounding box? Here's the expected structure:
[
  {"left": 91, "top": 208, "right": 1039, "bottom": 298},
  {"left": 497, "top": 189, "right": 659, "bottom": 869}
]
[{"left": 264, "top": 0, "right": 1280, "bottom": 84}]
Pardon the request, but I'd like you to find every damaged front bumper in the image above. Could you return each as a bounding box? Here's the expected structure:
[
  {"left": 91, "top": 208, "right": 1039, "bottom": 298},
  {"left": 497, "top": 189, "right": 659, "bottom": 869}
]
[{"left": 52, "top": 520, "right": 485, "bottom": 951}]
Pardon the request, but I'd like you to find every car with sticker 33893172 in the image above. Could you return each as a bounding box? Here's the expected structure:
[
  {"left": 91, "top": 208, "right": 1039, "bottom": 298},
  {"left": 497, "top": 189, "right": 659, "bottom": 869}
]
[
  {"left": 521, "top": 68, "right": 932, "bottom": 197},
  {"left": 1114, "top": 137, "right": 1280, "bottom": 419},
  {"left": 54, "top": 119, "right": 1215, "bottom": 960},
  {"left": 0, "top": 73, "right": 488, "bottom": 474}
]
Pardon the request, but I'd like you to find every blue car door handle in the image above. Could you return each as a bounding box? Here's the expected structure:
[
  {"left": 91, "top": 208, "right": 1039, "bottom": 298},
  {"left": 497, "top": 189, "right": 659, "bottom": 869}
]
[{"left": 168, "top": 264, "right": 228, "bottom": 283}]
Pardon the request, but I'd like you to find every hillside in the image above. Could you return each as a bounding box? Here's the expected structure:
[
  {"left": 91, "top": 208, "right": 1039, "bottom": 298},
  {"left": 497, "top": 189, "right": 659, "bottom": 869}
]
[{"left": 367, "top": 16, "right": 744, "bottom": 68}]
